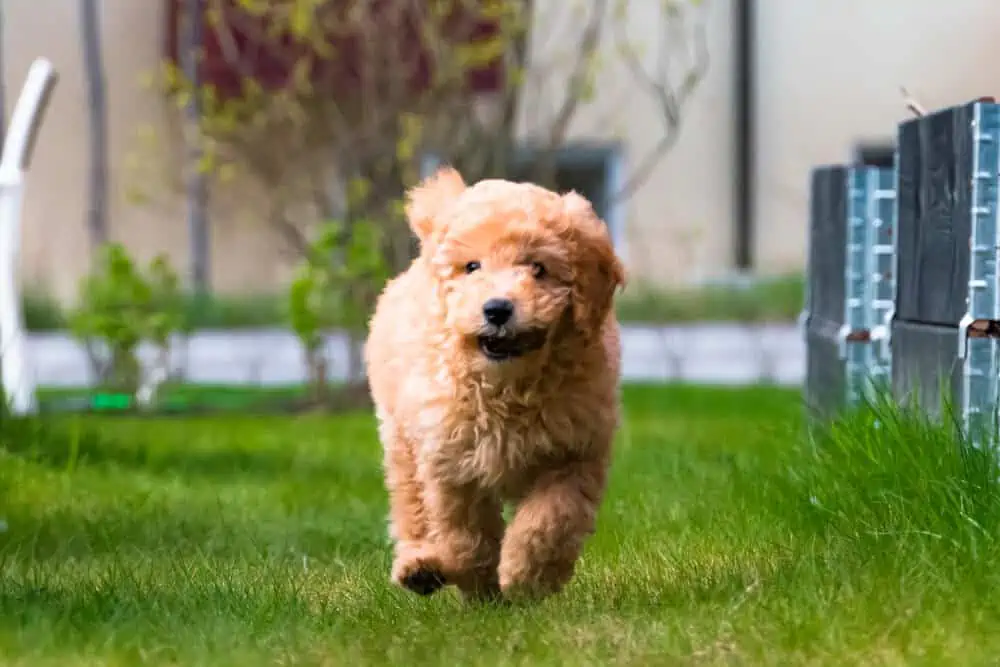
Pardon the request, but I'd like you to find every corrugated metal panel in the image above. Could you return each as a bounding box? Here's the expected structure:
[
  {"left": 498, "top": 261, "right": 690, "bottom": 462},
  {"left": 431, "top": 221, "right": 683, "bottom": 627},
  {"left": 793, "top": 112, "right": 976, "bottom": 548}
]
[
  {"left": 961, "top": 103, "right": 1000, "bottom": 443},
  {"left": 805, "top": 163, "right": 896, "bottom": 413},
  {"left": 891, "top": 99, "right": 1000, "bottom": 444}
]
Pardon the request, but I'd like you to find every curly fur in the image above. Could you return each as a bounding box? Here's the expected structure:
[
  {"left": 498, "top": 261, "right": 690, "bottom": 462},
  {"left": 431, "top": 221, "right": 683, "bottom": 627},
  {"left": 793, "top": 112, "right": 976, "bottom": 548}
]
[{"left": 365, "top": 166, "right": 625, "bottom": 602}]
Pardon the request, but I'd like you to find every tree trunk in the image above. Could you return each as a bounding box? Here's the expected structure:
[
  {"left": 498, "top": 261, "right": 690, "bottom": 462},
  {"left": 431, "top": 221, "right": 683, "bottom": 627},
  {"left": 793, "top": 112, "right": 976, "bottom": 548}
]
[
  {"left": 0, "top": 0, "right": 7, "bottom": 143},
  {"left": 345, "top": 330, "right": 364, "bottom": 386},
  {"left": 488, "top": 0, "right": 533, "bottom": 180},
  {"left": 308, "top": 346, "right": 328, "bottom": 403},
  {"left": 181, "top": 0, "right": 210, "bottom": 293},
  {"left": 364, "top": 156, "right": 411, "bottom": 273},
  {"left": 80, "top": 0, "right": 109, "bottom": 251}
]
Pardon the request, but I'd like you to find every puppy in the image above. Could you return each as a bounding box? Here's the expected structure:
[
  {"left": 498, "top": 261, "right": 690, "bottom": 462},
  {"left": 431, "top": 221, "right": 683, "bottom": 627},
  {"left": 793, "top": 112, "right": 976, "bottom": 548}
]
[{"left": 365, "top": 167, "right": 625, "bottom": 602}]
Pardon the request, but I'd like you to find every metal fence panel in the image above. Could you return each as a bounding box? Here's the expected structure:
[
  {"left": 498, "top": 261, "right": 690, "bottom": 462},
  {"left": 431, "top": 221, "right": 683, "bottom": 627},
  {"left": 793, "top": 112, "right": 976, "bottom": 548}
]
[{"left": 866, "top": 166, "right": 898, "bottom": 387}]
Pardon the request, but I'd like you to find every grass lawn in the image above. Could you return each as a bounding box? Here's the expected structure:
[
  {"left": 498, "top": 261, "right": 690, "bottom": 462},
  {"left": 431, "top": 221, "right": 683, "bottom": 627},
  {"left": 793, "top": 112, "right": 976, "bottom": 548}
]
[
  {"left": 36, "top": 384, "right": 315, "bottom": 415},
  {"left": 3, "top": 385, "right": 1000, "bottom": 665},
  {"left": 615, "top": 274, "right": 803, "bottom": 324}
]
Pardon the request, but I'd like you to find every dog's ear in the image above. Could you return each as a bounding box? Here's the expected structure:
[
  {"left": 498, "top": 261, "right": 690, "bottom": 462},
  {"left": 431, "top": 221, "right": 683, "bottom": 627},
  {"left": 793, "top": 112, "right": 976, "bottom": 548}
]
[
  {"left": 563, "top": 191, "right": 626, "bottom": 336},
  {"left": 405, "top": 166, "right": 466, "bottom": 249}
]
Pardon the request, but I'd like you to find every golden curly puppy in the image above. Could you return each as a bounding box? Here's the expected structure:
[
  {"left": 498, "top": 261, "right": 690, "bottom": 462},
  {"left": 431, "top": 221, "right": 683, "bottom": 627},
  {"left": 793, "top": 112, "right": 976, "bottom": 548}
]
[{"left": 365, "top": 166, "right": 625, "bottom": 602}]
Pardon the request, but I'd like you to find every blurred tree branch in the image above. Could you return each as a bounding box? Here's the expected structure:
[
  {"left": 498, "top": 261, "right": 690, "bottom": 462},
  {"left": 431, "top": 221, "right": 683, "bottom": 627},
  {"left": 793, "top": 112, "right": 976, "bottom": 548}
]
[
  {"left": 152, "top": 0, "right": 710, "bottom": 268},
  {"left": 80, "top": 0, "right": 110, "bottom": 252},
  {"left": 610, "top": 0, "right": 709, "bottom": 202}
]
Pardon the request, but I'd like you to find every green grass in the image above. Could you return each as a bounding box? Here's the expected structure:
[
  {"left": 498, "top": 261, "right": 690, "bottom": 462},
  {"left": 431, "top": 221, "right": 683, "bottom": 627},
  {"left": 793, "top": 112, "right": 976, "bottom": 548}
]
[
  {"left": 615, "top": 273, "right": 804, "bottom": 324},
  {"left": 3, "top": 385, "right": 1000, "bottom": 665},
  {"left": 36, "top": 384, "right": 313, "bottom": 414},
  {"left": 173, "top": 293, "right": 288, "bottom": 330},
  {"left": 23, "top": 274, "right": 804, "bottom": 332}
]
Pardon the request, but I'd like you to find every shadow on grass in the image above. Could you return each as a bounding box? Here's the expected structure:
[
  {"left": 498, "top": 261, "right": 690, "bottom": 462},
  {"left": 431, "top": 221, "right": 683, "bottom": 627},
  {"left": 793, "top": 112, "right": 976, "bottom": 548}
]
[
  {"left": 0, "top": 540, "right": 798, "bottom": 650},
  {"left": 0, "top": 412, "right": 380, "bottom": 486},
  {"left": 0, "top": 539, "right": 818, "bottom": 666},
  {"left": 0, "top": 565, "right": 322, "bottom": 651},
  {"left": 0, "top": 475, "right": 388, "bottom": 563},
  {"left": 0, "top": 414, "right": 387, "bottom": 562}
]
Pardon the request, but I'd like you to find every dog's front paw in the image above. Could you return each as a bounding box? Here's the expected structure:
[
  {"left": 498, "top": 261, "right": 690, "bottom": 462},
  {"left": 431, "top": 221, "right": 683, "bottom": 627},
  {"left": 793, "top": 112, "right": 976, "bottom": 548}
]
[
  {"left": 401, "top": 568, "right": 446, "bottom": 596},
  {"left": 392, "top": 543, "right": 446, "bottom": 596}
]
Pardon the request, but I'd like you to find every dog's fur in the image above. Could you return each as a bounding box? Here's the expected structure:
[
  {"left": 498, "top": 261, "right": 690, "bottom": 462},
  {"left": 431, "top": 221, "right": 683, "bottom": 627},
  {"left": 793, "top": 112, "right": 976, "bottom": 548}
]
[{"left": 365, "top": 167, "right": 625, "bottom": 602}]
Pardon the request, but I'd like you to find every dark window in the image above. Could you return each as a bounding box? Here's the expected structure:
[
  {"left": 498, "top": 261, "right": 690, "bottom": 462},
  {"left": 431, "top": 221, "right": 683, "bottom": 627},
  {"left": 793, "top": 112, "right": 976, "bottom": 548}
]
[
  {"left": 419, "top": 143, "right": 624, "bottom": 248},
  {"left": 853, "top": 140, "right": 896, "bottom": 168},
  {"left": 507, "top": 145, "right": 618, "bottom": 221}
]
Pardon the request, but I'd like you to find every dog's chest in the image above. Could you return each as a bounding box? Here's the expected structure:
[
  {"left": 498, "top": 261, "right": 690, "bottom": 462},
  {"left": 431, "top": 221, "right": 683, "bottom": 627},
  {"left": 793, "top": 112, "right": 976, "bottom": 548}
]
[{"left": 426, "top": 396, "right": 582, "bottom": 488}]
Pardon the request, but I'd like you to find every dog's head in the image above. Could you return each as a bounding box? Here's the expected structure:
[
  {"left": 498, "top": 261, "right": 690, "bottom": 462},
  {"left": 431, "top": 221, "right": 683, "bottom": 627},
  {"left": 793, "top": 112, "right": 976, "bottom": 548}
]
[{"left": 406, "top": 166, "right": 625, "bottom": 366}]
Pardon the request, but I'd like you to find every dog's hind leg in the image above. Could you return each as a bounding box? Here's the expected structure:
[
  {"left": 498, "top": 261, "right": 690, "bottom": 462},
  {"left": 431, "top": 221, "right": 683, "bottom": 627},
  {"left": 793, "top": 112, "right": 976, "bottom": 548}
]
[
  {"left": 453, "top": 494, "right": 505, "bottom": 603},
  {"left": 498, "top": 457, "right": 608, "bottom": 602}
]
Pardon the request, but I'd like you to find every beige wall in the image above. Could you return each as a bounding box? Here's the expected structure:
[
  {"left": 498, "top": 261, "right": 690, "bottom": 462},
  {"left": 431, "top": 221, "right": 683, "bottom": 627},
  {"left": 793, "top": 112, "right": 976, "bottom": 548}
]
[
  {"left": 518, "top": 0, "right": 735, "bottom": 286},
  {"left": 11, "top": 0, "right": 1000, "bottom": 303},
  {"left": 755, "top": 0, "right": 1000, "bottom": 275},
  {"left": 532, "top": 0, "right": 1000, "bottom": 283},
  {"left": 6, "top": 0, "right": 297, "bottom": 302},
  {"left": 8, "top": 0, "right": 737, "bottom": 302}
]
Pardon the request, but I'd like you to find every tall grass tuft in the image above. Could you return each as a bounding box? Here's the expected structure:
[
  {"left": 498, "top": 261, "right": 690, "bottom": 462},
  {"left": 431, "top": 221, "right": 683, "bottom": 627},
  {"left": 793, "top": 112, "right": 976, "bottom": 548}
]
[{"left": 761, "top": 392, "right": 1000, "bottom": 571}]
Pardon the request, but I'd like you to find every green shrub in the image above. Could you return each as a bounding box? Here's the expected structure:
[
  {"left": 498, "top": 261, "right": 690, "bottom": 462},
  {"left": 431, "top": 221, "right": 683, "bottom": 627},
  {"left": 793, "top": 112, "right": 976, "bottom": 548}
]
[
  {"left": 21, "top": 289, "right": 66, "bottom": 331},
  {"left": 67, "top": 244, "right": 185, "bottom": 394},
  {"left": 179, "top": 292, "right": 286, "bottom": 329},
  {"left": 288, "top": 219, "right": 389, "bottom": 397}
]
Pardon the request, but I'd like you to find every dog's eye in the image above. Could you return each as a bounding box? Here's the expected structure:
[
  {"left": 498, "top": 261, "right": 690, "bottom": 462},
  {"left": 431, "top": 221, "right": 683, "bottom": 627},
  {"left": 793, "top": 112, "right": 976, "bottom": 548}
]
[
  {"left": 464, "top": 261, "right": 481, "bottom": 274},
  {"left": 530, "top": 262, "right": 547, "bottom": 279}
]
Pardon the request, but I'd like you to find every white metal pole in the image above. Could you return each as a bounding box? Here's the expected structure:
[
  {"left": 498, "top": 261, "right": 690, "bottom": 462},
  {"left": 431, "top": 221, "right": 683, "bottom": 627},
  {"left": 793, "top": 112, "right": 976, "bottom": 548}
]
[{"left": 0, "top": 58, "right": 57, "bottom": 415}]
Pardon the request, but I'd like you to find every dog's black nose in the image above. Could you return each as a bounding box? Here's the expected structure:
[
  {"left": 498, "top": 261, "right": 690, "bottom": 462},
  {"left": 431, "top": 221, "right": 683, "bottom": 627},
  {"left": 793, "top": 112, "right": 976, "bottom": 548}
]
[{"left": 482, "top": 298, "right": 514, "bottom": 326}]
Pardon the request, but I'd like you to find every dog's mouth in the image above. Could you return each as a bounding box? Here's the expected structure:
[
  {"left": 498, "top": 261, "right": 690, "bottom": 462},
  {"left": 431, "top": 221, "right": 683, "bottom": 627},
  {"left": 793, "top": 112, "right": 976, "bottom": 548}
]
[{"left": 477, "top": 328, "right": 547, "bottom": 362}]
